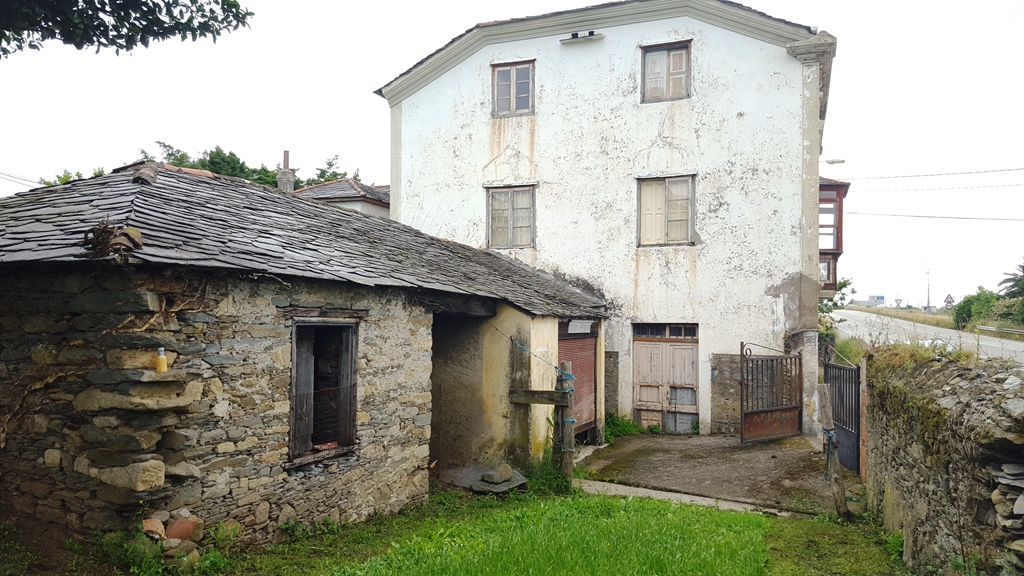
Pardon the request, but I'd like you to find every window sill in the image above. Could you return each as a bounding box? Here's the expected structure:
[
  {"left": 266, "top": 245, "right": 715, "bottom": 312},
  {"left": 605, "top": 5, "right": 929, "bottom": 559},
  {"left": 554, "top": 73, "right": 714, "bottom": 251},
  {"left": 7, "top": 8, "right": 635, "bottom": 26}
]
[
  {"left": 641, "top": 95, "right": 692, "bottom": 104},
  {"left": 491, "top": 112, "right": 535, "bottom": 119},
  {"left": 637, "top": 242, "right": 694, "bottom": 248},
  {"left": 285, "top": 445, "right": 356, "bottom": 469}
]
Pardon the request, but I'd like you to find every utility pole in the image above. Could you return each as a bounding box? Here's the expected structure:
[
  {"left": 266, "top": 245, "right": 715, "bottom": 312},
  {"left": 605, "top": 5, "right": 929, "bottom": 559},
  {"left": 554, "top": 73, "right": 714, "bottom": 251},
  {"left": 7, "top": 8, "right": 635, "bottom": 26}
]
[{"left": 927, "top": 268, "right": 931, "bottom": 309}]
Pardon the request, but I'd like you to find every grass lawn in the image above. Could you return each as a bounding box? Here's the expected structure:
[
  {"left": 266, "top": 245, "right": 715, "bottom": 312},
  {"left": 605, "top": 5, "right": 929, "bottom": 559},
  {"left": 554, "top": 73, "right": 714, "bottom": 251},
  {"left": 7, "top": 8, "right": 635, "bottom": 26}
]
[
  {"left": 227, "top": 489, "right": 908, "bottom": 576},
  {"left": 5, "top": 488, "right": 910, "bottom": 575}
]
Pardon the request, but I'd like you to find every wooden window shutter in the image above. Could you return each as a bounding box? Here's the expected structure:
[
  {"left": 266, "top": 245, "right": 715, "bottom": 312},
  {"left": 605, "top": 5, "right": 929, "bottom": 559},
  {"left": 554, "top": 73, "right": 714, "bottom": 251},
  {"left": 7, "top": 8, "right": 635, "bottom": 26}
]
[
  {"left": 489, "top": 190, "right": 510, "bottom": 248},
  {"left": 667, "top": 48, "right": 688, "bottom": 98},
  {"left": 292, "top": 327, "right": 315, "bottom": 455},
  {"left": 665, "top": 177, "right": 691, "bottom": 242},
  {"left": 644, "top": 51, "right": 666, "bottom": 101},
  {"left": 639, "top": 180, "right": 666, "bottom": 245}
]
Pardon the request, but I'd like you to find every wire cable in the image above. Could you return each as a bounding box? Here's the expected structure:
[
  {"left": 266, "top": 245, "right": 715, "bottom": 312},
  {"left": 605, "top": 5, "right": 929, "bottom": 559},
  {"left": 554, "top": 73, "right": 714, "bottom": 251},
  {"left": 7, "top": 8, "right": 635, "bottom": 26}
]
[
  {"left": 836, "top": 167, "right": 1024, "bottom": 180},
  {"left": 847, "top": 211, "right": 1024, "bottom": 222}
]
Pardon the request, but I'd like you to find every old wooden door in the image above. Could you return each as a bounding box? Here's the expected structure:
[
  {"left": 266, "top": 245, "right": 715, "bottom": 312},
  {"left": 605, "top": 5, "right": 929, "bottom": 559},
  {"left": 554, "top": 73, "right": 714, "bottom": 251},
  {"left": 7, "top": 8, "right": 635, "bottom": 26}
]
[{"left": 633, "top": 341, "right": 698, "bottom": 432}]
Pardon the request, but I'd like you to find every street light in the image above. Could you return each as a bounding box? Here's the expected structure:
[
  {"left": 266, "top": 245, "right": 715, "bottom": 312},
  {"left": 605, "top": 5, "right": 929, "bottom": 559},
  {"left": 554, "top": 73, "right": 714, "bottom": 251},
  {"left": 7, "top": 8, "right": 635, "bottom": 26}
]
[{"left": 821, "top": 159, "right": 845, "bottom": 165}]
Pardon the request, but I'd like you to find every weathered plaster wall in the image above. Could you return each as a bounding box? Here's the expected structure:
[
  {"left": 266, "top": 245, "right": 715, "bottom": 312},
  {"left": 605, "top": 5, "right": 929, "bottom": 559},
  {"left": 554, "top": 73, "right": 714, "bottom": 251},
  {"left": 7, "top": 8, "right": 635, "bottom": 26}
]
[
  {"left": 430, "top": 315, "right": 489, "bottom": 467},
  {"left": 866, "top": 360, "right": 1024, "bottom": 572},
  {"left": 391, "top": 16, "right": 817, "bottom": 431},
  {"left": 709, "top": 353, "right": 741, "bottom": 434},
  {"left": 0, "top": 265, "right": 431, "bottom": 542}
]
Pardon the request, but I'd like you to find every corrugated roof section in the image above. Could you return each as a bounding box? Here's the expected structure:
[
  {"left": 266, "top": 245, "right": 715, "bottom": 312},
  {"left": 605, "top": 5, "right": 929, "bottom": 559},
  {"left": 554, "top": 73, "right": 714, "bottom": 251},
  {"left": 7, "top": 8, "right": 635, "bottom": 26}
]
[{"left": 0, "top": 164, "right": 604, "bottom": 318}]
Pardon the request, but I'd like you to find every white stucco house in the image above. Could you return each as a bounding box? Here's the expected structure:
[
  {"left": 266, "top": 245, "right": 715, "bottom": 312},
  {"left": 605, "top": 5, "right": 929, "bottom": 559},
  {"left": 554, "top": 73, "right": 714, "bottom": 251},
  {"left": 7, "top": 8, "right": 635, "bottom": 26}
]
[{"left": 376, "top": 0, "right": 837, "bottom": 437}]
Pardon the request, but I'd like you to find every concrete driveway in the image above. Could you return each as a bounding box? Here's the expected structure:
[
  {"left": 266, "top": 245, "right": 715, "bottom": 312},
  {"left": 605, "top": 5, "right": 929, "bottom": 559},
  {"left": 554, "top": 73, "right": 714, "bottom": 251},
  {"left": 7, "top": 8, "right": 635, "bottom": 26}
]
[{"left": 578, "top": 433, "right": 863, "bottom": 516}]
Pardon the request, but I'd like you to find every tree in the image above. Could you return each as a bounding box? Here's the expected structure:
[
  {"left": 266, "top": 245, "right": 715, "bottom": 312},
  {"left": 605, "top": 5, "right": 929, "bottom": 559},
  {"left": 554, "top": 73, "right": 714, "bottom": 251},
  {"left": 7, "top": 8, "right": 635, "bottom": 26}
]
[
  {"left": 952, "top": 286, "right": 998, "bottom": 329},
  {"left": 998, "top": 259, "right": 1024, "bottom": 299},
  {"left": 0, "top": 0, "right": 252, "bottom": 57},
  {"left": 40, "top": 167, "right": 105, "bottom": 186},
  {"left": 138, "top": 142, "right": 357, "bottom": 189},
  {"left": 818, "top": 277, "right": 855, "bottom": 338}
]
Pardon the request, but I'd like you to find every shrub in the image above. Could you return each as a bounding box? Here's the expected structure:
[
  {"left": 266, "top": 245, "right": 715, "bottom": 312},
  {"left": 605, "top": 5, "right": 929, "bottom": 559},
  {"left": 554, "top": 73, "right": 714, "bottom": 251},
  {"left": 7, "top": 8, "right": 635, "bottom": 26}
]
[
  {"left": 604, "top": 412, "right": 643, "bottom": 443},
  {"left": 833, "top": 337, "right": 867, "bottom": 367}
]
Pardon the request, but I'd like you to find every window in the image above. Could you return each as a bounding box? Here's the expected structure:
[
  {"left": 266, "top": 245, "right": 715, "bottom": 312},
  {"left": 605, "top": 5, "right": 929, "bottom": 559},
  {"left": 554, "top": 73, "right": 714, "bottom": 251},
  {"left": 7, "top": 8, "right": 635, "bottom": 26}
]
[
  {"left": 290, "top": 323, "right": 356, "bottom": 464},
  {"left": 633, "top": 323, "right": 698, "bottom": 341},
  {"left": 819, "top": 202, "right": 837, "bottom": 249},
  {"left": 493, "top": 62, "right": 534, "bottom": 117},
  {"left": 642, "top": 43, "right": 690, "bottom": 102},
  {"left": 488, "top": 186, "right": 534, "bottom": 248},
  {"left": 638, "top": 176, "right": 693, "bottom": 245}
]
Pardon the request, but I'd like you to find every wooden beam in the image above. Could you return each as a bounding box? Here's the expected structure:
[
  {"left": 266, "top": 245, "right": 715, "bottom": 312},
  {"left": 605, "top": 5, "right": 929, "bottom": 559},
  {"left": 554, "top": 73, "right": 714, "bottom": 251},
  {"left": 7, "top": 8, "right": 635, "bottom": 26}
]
[
  {"left": 415, "top": 291, "right": 497, "bottom": 317},
  {"left": 509, "top": 389, "right": 570, "bottom": 406}
]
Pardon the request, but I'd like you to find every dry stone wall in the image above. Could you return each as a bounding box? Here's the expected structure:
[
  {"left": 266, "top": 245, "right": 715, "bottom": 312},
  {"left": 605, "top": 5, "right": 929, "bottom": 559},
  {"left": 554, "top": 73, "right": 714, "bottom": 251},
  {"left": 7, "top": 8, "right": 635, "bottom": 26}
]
[
  {"left": 0, "top": 264, "right": 432, "bottom": 543},
  {"left": 866, "top": 358, "right": 1024, "bottom": 574}
]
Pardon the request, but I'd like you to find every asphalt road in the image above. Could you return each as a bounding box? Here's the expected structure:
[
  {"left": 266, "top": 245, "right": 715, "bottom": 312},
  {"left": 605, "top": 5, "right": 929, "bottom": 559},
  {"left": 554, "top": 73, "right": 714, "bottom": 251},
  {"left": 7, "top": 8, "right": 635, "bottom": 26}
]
[{"left": 832, "top": 309, "right": 1024, "bottom": 365}]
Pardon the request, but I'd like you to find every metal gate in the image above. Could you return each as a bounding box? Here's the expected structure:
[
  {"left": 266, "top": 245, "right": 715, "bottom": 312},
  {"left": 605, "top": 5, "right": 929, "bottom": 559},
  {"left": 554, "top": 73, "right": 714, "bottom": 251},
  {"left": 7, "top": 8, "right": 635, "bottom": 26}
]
[
  {"left": 824, "top": 362, "right": 860, "bottom": 474},
  {"left": 740, "top": 342, "right": 802, "bottom": 444}
]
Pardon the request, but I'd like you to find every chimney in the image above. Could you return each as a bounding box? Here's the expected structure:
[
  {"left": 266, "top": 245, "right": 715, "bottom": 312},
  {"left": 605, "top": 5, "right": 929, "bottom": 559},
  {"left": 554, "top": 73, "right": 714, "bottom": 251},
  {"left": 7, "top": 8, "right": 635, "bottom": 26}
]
[{"left": 276, "top": 150, "right": 295, "bottom": 192}]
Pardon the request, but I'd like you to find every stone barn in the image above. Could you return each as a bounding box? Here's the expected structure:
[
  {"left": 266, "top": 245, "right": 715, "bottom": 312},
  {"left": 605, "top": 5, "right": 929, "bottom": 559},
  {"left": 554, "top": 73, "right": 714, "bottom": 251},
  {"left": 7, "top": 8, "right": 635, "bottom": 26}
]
[{"left": 0, "top": 163, "right": 604, "bottom": 542}]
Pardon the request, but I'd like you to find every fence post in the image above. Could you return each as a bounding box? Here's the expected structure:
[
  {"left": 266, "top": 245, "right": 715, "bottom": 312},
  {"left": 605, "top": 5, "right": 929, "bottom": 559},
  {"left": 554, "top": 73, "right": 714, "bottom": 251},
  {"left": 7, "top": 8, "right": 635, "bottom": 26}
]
[
  {"left": 817, "top": 377, "right": 854, "bottom": 521},
  {"left": 859, "top": 357, "right": 869, "bottom": 482},
  {"left": 556, "top": 361, "right": 575, "bottom": 478}
]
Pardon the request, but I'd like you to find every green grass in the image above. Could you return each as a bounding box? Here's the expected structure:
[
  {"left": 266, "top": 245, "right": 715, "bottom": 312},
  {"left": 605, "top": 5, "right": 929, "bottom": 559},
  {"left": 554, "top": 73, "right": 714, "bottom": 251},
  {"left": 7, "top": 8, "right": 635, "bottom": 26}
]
[
  {"left": 766, "top": 515, "right": 911, "bottom": 576},
  {"left": 0, "top": 521, "right": 35, "bottom": 576},
  {"left": 37, "top": 488, "right": 911, "bottom": 576},
  {"left": 848, "top": 306, "right": 954, "bottom": 330},
  {"left": 333, "top": 496, "right": 770, "bottom": 576}
]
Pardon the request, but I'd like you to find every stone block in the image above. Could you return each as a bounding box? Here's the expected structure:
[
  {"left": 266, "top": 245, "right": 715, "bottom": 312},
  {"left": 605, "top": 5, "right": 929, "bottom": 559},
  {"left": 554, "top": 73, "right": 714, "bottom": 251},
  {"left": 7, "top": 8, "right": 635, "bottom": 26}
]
[
  {"left": 36, "top": 504, "right": 66, "bottom": 524},
  {"left": 84, "top": 509, "right": 128, "bottom": 531},
  {"left": 95, "top": 460, "right": 165, "bottom": 491},
  {"left": 166, "top": 462, "right": 201, "bottom": 478},
  {"left": 167, "top": 482, "right": 202, "bottom": 510},
  {"left": 166, "top": 516, "right": 202, "bottom": 541},
  {"left": 22, "top": 316, "right": 69, "bottom": 334},
  {"left": 68, "top": 290, "right": 160, "bottom": 314},
  {"left": 73, "top": 380, "right": 202, "bottom": 412},
  {"left": 142, "top": 517, "right": 166, "bottom": 539},
  {"left": 56, "top": 347, "right": 104, "bottom": 365},
  {"left": 159, "top": 429, "right": 199, "bottom": 450},
  {"left": 43, "top": 448, "right": 62, "bottom": 467},
  {"left": 106, "top": 348, "right": 179, "bottom": 370},
  {"left": 81, "top": 426, "right": 161, "bottom": 451}
]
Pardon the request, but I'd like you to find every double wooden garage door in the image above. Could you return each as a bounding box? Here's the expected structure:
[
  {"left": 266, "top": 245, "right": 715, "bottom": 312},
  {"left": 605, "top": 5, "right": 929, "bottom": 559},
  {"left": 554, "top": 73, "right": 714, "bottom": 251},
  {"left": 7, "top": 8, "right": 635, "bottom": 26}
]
[{"left": 633, "top": 341, "right": 698, "bottom": 433}]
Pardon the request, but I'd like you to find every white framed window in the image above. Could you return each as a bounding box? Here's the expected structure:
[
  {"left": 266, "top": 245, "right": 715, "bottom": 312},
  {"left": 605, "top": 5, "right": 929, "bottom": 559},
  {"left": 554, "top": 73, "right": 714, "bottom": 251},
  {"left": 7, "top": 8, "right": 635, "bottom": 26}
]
[
  {"left": 638, "top": 176, "right": 694, "bottom": 245},
  {"left": 488, "top": 186, "right": 534, "bottom": 249},
  {"left": 493, "top": 61, "right": 534, "bottom": 117},
  {"left": 642, "top": 43, "right": 690, "bottom": 102}
]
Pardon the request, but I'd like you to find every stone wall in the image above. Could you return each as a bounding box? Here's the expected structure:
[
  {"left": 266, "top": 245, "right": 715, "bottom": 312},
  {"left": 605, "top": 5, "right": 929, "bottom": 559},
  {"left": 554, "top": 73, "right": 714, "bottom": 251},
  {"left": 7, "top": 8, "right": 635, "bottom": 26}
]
[
  {"left": 709, "top": 353, "right": 741, "bottom": 435},
  {"left": 866, "top": 359, "right": 1024, "bottom": 573},
  {"left": 0, "top": 264, "right": 432, "bottom": 543}
]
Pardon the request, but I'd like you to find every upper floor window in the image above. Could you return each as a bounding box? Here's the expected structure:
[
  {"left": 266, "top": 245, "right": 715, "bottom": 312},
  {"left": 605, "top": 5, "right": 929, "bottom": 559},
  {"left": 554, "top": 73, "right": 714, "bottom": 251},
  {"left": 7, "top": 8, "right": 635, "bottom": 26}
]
[
  {"left": 488, "top": 186, "right": 534, "bottom": 248},
  {"left": 642, "top": 43, "right": 690, "bottom": 102},
  {"left": 493, "top": 61, "right": 534, "bottom": 117},
  {"left": 638, "top": 176, "right": 694, "bottom": 245}
]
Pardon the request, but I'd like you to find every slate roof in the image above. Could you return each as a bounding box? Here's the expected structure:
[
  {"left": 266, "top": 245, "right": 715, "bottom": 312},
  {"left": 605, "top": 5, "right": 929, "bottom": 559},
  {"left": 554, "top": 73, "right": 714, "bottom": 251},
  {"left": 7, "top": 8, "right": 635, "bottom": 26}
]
[
  {"left": 293, "top": 179, "right": 390, "bottom": 206},
  {"left": 0, "top": 163, "right": 604, "bottom": 318}
]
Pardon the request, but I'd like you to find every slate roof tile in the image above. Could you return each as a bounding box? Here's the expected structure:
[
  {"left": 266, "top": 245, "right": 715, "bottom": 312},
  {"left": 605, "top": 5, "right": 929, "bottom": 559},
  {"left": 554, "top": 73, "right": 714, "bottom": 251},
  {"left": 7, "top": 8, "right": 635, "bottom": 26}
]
[{"left": 0, "top": 164, "right": 604, "bottom": 318}]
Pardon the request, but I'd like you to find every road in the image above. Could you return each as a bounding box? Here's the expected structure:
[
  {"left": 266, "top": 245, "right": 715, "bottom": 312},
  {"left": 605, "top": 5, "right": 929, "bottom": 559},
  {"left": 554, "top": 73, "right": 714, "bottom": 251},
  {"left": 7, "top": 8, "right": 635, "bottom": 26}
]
[{"left": 832, "top": 309, "right": 1024, "bottom": 365}]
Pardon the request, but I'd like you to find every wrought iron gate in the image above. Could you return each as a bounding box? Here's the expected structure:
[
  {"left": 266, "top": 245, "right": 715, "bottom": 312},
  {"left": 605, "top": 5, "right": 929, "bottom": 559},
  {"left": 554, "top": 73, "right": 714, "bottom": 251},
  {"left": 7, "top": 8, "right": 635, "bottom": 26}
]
[
  {"left": 824, "top": 362, "right": 861, "bottom": 474},
  {"left": 739, "top": 342, "right": 802, "bottom": 444}
]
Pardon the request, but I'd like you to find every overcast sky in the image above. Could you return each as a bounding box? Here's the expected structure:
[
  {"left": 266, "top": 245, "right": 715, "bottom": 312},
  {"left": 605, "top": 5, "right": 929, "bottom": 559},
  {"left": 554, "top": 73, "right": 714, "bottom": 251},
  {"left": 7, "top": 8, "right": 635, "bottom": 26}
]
[{"left": 1, "top": 0, "right": 1021, "bottom": 308}]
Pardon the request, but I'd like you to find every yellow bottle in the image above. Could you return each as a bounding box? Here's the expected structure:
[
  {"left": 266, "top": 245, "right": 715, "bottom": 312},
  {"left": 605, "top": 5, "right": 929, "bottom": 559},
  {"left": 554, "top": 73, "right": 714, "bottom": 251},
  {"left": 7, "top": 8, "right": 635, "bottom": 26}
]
[{"left": 156, "top": 347, "right": 168, "bottom": 373}]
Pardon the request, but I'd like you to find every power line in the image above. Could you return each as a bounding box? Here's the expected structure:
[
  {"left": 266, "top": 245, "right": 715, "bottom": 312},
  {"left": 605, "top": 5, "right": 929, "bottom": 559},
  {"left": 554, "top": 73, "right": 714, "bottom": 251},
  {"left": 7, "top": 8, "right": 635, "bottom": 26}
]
[
  {"left": 0, "top": 171, "right": 40, "bottom": 187},
  {"left": 836, "top": 167, "right": 1024, "bottom": 180},
  {"left": 847, "top": 211, "right": 1024, "bottom": 222},
  {"left": 0, "top": 174, "right": 36, "bottom": 188},
  {"left": 853, "top": 183, "right": 1024, "bottom": 193}
]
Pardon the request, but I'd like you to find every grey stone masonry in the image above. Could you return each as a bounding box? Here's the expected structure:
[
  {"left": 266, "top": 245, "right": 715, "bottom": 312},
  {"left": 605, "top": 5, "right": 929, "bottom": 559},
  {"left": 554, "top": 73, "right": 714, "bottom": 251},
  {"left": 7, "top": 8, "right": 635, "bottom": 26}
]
[
  {"left": 0, "top": 264, "right": 432, "bottom": 543},
  {"left": 866, "top": 360, "right": 1024, "bottom": 574}
]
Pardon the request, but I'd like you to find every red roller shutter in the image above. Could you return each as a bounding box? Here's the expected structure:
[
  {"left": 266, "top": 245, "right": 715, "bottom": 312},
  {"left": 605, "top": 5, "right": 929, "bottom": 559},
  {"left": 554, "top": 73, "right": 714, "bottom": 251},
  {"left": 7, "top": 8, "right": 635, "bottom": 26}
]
[{"left": 558, "top": 336, "right": 597, "bottom": 431}]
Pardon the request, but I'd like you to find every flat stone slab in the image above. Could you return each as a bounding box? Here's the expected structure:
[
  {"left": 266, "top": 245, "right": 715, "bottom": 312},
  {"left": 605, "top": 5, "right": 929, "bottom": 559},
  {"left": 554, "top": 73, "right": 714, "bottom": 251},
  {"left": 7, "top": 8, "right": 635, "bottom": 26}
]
[{"left": 440, "top": 465, "right": 527, "bottom": 494}]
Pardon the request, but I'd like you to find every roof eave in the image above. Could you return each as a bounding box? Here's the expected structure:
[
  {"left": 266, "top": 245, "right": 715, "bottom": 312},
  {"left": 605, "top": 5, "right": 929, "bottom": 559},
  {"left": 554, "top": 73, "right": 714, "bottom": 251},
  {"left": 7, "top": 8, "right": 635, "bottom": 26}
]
[{"left": 378, "top": 0, "right": 815, "bottom": 105}]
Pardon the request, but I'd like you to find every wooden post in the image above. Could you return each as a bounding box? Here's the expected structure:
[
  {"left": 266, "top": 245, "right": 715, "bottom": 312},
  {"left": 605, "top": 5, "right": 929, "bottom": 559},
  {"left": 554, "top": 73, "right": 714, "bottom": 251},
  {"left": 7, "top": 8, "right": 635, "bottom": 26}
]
[
  {"left": 557, "top": 361, "right": 575, "bottom": 478},
  {"left": 859, "top": 357, "right": 869, "bottom": 482},
  {"left": 817, "top": 381, "right": 853, "bottom": 521}
]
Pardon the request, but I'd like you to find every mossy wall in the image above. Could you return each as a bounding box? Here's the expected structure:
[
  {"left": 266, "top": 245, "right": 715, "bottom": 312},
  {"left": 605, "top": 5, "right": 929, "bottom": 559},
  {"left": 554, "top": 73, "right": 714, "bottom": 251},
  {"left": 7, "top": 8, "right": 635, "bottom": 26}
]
[{"left": 865, "top": 352, "right": 1024, "bottom": 573}]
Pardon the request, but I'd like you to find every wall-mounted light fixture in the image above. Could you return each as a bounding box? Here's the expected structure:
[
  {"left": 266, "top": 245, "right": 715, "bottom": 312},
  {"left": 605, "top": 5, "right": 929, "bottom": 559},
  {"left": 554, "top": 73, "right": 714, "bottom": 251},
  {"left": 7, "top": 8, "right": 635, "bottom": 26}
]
[{"left": 560, "top": 30, "right": 605, "bottom": 44}]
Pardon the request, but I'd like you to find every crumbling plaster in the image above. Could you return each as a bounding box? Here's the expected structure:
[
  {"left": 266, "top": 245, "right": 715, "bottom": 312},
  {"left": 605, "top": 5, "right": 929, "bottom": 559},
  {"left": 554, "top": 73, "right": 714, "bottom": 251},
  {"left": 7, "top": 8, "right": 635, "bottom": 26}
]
[{"left": 390, "top": 16, "right": 820, "bottom": 431}]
